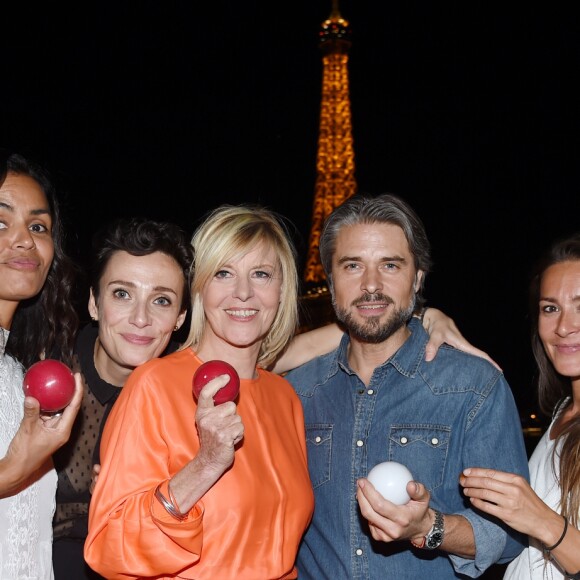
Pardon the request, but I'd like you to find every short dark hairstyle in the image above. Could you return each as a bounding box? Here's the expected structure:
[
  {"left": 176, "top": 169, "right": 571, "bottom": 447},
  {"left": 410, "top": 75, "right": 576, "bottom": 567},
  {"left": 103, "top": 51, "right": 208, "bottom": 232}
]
[{"left": 90, "top": 217, "right": 193, "bottom": 313}]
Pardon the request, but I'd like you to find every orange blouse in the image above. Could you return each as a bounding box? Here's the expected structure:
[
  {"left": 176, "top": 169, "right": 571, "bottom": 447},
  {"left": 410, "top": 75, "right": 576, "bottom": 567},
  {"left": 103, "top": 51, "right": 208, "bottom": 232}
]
[{"left": 84, "top": 348, "right": 313, "bottom": 579}]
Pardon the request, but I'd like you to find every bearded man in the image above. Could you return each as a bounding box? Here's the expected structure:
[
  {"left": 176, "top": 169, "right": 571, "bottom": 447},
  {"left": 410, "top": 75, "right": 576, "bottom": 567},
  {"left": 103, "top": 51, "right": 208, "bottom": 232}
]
[{"left": 286, "top": 193, "right": 529, "bottom": 580}]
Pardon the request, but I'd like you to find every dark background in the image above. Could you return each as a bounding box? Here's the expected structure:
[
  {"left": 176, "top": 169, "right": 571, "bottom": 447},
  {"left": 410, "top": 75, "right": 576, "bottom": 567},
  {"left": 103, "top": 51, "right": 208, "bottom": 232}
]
[{"left": 2, "top": 2, "right": 579, "bottom": 418}]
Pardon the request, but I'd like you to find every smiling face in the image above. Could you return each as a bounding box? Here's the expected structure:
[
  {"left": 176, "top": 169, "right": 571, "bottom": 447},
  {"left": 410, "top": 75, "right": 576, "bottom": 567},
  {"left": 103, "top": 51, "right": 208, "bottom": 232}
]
[
  {"left": 0, "top": 173, "right": 54, "bottom": 327},
  {"left": 88, "top": 250, "right": 187, "bottom": 385},
  {"left": 198, "top": 241, "right": 282, "bottom": 360},
  {"left": 538, "top": 260, "right": 580, "bottom": 382},
  {"left": 331, "top": 222, "right": 422, "bottom": 344}
]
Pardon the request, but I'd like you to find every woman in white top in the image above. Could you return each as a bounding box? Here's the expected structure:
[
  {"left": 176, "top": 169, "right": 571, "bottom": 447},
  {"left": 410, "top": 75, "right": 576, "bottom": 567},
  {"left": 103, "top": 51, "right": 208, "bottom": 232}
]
[
  {"left": 0, "top": 150, "right": 82, "bottom": 579},
  {"left": 460, "top": 232, "right": 580, "bottom": 579}
]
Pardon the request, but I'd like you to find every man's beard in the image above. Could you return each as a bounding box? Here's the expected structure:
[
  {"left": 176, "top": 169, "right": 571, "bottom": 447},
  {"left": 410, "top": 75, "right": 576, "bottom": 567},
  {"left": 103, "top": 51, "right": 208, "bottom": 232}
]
[{"left": 333, "top": 292, "right": 416, "bottom": 344}]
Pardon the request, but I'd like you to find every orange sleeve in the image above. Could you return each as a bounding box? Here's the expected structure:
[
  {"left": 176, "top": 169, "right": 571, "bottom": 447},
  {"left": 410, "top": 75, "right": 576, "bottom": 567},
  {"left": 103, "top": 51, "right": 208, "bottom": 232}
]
[{"left": 84, "top": 362, "right": 204, "bottom": 579}]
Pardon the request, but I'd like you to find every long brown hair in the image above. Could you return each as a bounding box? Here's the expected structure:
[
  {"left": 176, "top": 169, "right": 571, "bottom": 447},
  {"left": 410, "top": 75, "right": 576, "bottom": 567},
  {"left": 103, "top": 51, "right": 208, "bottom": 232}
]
[
  {"left": 0, "top": 150, "right": 79, "bottom": 368},
  {"left": 529, "top": 232, "right": 580, "bottom": 527}
]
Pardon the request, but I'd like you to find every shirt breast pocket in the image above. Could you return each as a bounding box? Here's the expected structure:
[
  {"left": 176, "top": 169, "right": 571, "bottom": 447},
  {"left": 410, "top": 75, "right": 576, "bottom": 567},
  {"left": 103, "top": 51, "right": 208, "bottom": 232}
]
[
  {"left": 388, "top": 425, "right": 450, "bottom": 492},
  {"left": 305, "top": 425, "right": 332, "bottom": 489}
]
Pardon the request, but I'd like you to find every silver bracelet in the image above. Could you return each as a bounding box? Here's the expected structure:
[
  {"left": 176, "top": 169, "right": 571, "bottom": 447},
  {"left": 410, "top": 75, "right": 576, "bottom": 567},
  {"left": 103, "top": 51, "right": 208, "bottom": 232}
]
[{"left": 154, "top": 483, "right": 188, "bottom": 521}]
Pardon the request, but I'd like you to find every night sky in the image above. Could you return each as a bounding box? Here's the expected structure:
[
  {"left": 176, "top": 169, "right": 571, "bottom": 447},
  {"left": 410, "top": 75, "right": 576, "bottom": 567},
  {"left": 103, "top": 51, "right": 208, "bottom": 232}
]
[{"left": 2, "top": 2, "right": 579, "bottom": 415}]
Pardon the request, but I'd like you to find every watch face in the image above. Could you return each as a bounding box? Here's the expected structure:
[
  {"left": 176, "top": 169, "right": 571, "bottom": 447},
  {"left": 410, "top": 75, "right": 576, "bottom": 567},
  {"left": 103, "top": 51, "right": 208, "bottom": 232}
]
[{"left": 426, "top": 532, "right": 443, "bottom": 549}]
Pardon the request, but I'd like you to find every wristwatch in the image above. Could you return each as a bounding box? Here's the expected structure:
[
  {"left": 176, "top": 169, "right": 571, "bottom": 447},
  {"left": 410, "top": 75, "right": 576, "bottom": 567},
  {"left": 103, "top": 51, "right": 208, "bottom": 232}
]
[{"left": 411, "top": 509, "right": 445, "bottom": 550}]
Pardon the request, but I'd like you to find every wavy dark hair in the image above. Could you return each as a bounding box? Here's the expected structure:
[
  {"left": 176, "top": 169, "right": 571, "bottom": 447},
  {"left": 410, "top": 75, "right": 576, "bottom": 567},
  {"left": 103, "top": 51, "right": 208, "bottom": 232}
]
[
  {"left": 90, "top": 217, "right": 193, "bottom": 314},
  {"left": 1, "top": 150, "right": 79, "bottom": 368},
  {"left": 529, "top": 232, "right": 580, "bottom": 528}
]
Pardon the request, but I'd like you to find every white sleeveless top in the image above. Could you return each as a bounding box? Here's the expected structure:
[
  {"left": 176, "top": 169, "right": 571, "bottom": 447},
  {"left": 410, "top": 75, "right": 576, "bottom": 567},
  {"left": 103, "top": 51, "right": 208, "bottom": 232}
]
[{"left": 0, "top": 329, "right": 56, "bottom": 580}]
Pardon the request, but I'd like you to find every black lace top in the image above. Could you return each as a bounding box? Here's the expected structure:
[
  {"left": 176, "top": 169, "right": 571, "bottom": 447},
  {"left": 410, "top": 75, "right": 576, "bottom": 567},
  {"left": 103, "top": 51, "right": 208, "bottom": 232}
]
[
  {"left": 52, "top": 323, "right": 179, "bottom": 540},
  {"left": 52, "top": 324, "right": 121, "bottom": 540}
]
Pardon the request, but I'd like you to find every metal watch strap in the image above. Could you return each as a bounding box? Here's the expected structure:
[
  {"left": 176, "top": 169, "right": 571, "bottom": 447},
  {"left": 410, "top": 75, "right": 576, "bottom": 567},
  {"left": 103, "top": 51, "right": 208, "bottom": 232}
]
[
  {"left": 411, "top": 509, "right": 445, "bottom": 550},
  {"left": 424, "top": 509, "right": 445, "bottom": 549}
]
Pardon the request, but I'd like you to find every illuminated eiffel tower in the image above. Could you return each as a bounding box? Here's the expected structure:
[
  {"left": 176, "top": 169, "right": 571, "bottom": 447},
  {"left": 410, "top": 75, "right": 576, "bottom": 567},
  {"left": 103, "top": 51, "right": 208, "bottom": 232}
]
[{"left": 300, "top": 1, "right": 357, "bottom": 327}]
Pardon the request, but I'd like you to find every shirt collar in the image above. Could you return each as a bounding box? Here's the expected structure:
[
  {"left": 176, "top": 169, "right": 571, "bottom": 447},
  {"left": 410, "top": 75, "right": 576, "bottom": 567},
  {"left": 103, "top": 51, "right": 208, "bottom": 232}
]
[{"left": 334, "top": 317, "right": 428, "bottom": 379}]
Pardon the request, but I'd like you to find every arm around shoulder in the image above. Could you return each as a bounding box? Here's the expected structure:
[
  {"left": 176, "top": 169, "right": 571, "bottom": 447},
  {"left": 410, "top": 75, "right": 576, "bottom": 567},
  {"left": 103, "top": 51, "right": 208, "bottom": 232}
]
[{"left": 272, "top": 323, "right": 343, "bottom": 374}]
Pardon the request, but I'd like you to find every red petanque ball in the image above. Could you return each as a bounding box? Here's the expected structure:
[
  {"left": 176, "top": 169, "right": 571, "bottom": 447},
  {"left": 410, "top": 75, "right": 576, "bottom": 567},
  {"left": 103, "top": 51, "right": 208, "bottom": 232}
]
[
  {"left": 23, "top": 359, "right": 75, "bottom": 413},
  {"left": 192, "top": 360, "right": 240, "bottom": 405}
]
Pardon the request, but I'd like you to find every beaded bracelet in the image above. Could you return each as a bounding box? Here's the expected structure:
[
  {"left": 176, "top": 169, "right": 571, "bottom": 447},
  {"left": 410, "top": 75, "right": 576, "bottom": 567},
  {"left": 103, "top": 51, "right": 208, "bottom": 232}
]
[
  {"left": 543, "top": 515, "right": 568, "bottom": 554},
  {"left": 154, "top": 483, "right": 188, "bottom": 522}
]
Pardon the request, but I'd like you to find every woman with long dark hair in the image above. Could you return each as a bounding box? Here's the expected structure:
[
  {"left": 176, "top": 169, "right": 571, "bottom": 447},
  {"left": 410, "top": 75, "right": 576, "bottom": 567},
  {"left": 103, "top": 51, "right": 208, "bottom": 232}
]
[
  {"left": 0, "top": 150, "right": 82, "bottom": 579},
  {"left": 461, "top": 232, "right": 580, "bottom": 579}
]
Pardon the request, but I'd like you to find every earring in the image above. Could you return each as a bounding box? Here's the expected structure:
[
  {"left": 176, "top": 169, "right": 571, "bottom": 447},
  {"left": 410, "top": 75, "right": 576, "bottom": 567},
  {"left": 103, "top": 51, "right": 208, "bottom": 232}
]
[
  {"left": 174, "top": 325, "right": 179, "bottom": 331},
  {"left": 91, "top": 316, "right": 97, "bottom": 321}
]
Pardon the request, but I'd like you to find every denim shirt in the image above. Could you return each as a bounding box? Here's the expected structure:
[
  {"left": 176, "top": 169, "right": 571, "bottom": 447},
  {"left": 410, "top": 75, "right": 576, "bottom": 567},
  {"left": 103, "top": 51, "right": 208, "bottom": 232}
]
[{"left": 286, "top": 318, "right": 530, "bottom": 580}]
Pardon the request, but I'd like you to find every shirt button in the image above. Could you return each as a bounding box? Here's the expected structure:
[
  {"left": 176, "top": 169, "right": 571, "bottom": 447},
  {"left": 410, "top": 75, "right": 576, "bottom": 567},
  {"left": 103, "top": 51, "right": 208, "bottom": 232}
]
[
  {"left": 315, "top": 436, "right": 322, "bottom": 443},
  {"left": 356, "top": 440, "right": 364, "bottom": 447},
  {"left": 367, "top": 389, "right": 374, "bottom": 395},
  {"left": 356, "top": 548, "right": 363, "bottom": 556},
  {"left": 400, "top": 436, "right": 408, "bottom": 445},
  {"left": 431, "top": 437, "right": 439, "bottom": 446}
]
